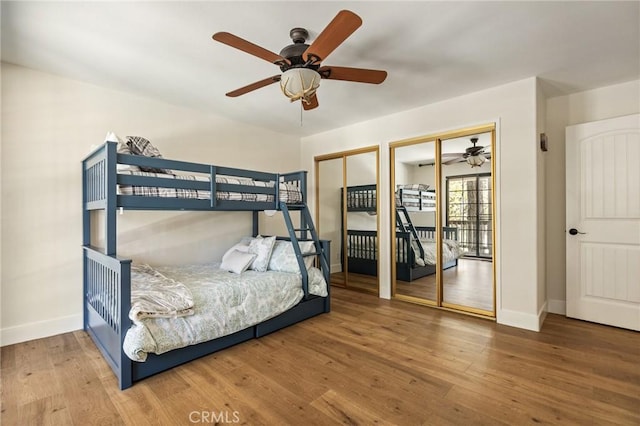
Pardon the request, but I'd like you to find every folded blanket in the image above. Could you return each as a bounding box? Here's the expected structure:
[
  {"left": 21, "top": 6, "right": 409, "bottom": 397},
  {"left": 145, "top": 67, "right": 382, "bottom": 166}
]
[{"left": 130, "top": 264, "right": 195, "bottom": 322}]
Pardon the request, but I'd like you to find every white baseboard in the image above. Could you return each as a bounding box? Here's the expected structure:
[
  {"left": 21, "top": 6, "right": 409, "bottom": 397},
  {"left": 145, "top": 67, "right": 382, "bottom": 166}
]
[
  {"left": 1, "top": 314, "right": 82, "bottom": 347},
  {"left": 538, "top": 301, "right": 548, "bottom": 330},
  {"left": 497, "top": 308, "right": 543, "bottom": 332},
  {"left": 547, "top": 299, "right": 566, "bottom": 315}
]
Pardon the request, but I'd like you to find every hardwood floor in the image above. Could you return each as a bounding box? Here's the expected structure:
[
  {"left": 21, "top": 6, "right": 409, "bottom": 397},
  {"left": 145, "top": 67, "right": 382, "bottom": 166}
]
[{"left": 2, "top": 288, "right": 639, "bottom": 425}]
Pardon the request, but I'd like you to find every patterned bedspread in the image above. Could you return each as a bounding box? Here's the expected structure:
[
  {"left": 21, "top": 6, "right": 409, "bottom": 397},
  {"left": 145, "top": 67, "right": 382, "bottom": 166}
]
[
  {"left": 118, "top": 171, "right": 303, "bottom": 203},
  {"left": 418, "top": 239, "right": 461, "bottom": 266},
  {"left": 123, "top": 263, "right": 327, "bottom": 362}
]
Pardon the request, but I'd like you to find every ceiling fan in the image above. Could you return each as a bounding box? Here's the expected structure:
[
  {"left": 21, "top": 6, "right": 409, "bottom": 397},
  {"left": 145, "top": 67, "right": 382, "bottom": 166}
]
[
  {"left": 444, "top": 137, "right": 491, "bottom": 167},
  {"left": 418, "top": 137, "right": 491, "bottom": 167},
  {"left": 211, "top": 10, "right": 387, "bottom": 110}
]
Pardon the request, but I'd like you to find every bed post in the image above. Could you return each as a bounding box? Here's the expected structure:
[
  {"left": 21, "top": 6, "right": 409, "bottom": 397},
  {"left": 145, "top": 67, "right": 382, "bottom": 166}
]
[
  {"left": 252, "top": 211, "right": 259, "bottom": 237},
  {"left": 82, "top": 158, "right": 90, "bottom": 330},
  {"left": 105, "top": 142, "right": 118, "bottom": 256},
  {"left": 119, "top": 260, "right": 132, "bottom": 390},
  {"left": 320, "top": 239, "right": 331, "bottom": 312}
]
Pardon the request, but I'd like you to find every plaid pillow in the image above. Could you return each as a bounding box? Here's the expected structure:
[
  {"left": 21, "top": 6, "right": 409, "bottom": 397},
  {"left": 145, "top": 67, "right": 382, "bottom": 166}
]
[{"left": 126, "top": 136, "right": 172, "bottom": 174}]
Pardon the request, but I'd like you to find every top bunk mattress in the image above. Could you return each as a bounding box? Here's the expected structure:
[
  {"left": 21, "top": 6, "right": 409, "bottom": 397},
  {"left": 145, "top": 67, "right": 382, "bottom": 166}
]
[{"left": 118, "top": 170, "right": 303, "bottom": 203}]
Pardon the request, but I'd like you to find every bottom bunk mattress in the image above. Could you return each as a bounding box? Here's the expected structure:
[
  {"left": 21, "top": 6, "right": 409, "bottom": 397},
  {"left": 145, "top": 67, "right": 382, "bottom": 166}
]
[
  {"left": 414, "top": 239, "right": 461, "bottom": 266},
  {"left": 123, "top": 263, "right": 328, "bottom": 362}
]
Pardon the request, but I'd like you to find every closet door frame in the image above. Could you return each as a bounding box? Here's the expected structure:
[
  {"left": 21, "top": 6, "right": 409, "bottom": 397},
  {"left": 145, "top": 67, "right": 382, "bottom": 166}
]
[
  {"left": 315, "top": 146, "right": 380, "bottom": 295},
  {"left": 389, "top": 124, "right": 497, "bottom": 318}
]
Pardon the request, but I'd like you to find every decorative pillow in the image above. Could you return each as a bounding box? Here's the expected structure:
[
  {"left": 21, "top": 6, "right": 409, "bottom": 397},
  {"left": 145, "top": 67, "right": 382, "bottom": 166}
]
[
  {"left": 125, "top": 136, "right": 172, "bottom": 174},
  {"left": 248, "top": 235, "right": 277, "bottom": 272},
  {"left": 268, "top": 240, "right": 316, "bottom": 273},
  {"left": 104, "top": 131, "right": 141, "bottom": 172},
  {"left": 220, "top": 250, "right": 256, "bottom": 274},
  {"left": 239, "top": 236, "right": 254, "bottom": 246},
  {"left": 222, "top": 242, "right": 250, "bottom": 264}
]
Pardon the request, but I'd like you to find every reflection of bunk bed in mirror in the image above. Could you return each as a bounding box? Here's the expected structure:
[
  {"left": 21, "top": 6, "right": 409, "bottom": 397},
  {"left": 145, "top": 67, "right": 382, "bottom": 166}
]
[{"left": 342, "top": 184, "right": 460, "bottom": 282}]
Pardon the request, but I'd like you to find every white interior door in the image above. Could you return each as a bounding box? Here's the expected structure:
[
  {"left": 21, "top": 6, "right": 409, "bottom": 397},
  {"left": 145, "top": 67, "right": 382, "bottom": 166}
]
[{"left": 566, "top": 114, "right": 640, "bottom": 331}]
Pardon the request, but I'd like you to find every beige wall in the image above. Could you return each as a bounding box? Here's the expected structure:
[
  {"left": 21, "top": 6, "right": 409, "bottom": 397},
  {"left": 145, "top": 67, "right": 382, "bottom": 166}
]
[
  {"left": 544, "top": 79, "right": 640, "bottom": 314},
  {"left": 4, "top": 60, "right": 634, "bottom": 344},
  {"left": 302, "top": 77, "right": 544, "bottom": 330},
  {"left": 0, "top": 63, "right": 300, "bottom": 345}
]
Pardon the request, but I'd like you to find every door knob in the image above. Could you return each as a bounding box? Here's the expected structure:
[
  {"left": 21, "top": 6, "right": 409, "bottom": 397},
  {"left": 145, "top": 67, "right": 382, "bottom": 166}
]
[{"left": 568, "top": 228, "right": 586, "bottom": 235}]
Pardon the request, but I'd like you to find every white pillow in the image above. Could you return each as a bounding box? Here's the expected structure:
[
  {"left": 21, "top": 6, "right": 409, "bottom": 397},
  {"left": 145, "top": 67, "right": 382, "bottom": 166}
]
[
  {"left": 248, "top": 235, "right": 277, "bottom": 272},
  {"left": 104, "top": 131, "right": 141, "bottom": 172},
  {"left": 268, "top": 240, "right": 316, "bottom": 273},
  {"left": 220, "top": 250, "right": 256, "bottom": 274},
  {"left": 222, "top": 243, "right": 250, "bottom": 264}
]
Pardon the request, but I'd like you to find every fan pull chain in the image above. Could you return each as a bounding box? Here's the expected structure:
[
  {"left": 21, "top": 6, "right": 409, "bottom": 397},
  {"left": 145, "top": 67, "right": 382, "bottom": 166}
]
[{"left": 300, "top": 101, "right": 304, "bottom": 127}]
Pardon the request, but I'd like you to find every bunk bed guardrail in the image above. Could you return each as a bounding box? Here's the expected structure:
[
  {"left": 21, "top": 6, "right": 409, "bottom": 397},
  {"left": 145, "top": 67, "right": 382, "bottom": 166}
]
[
  {"left": 83, "top": 246, "right": 132, "bottom": 389},
  {"left": 83, "top": 142, "right": 306, "bottom": 213}
]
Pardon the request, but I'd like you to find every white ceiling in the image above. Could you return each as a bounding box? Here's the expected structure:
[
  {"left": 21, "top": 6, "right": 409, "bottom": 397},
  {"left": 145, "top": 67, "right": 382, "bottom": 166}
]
[{"left": 2, "top": 1, "right": 638, "bottom": 138}]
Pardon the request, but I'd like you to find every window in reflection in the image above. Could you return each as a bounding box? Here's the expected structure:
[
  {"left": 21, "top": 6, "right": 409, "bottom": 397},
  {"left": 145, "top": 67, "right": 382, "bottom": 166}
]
[{"left": 441, "top": 133, "right": 494, "bottom": 314}]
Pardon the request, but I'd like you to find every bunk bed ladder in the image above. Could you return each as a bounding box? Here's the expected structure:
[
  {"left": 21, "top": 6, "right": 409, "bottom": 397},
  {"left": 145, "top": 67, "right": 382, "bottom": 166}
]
[
  {"left": 280, "top": 202, "right": 330, "bottom": 299},
  {"left": 396, "top": 206, "right": 426, "bottom": 260}
]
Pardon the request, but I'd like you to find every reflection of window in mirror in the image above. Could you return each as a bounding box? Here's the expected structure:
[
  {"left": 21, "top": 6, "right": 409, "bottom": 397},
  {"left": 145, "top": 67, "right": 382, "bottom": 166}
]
[{"left": 441, "top": 132, "right": 494, "bottom": 314}]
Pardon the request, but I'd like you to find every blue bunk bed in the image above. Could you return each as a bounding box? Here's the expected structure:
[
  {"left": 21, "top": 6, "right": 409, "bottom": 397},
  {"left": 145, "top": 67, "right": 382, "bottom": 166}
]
[
  {"left": 82, "top": 141, "right": 330, "bottom": 389},
  {"left": 342, "top": 184, "right": 460, "bottom": 282}
]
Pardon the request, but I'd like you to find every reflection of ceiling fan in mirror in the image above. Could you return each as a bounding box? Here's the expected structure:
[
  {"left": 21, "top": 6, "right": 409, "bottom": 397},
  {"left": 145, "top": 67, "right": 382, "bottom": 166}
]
[{"left": 418, "top": 137, "right": 491, "bottom": 168}]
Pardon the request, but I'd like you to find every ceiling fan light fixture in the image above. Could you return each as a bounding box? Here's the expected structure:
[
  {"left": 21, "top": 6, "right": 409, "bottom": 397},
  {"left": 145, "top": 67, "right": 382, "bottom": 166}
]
[
  {"left": 279, "top": 68, "right": 320, "bottom": 104},
  {"left": 467, "top": 153, "right": 486, "bottom": 168}
]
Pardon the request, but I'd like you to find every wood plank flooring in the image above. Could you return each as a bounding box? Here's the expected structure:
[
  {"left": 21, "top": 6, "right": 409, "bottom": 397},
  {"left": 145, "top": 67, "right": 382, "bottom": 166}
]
[{"left": 2, "top": 288, "right": 639, "bottom": 425}]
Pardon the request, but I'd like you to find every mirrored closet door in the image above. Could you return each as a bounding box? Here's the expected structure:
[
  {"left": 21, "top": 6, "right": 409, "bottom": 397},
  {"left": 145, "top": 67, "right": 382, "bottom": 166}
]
[
  {"left": 391, "top": 139, "right": 438, "bottom": 304},
  {"left": 317, "top": 157, "right": 345, "bottom": 287},
  {"left": 390, "top": 125, "right": 495, "bottom": 317},
  {"left": 440, "top": 132, "right": 495, "bottom": 315},
  {"left": 316, "top": 147, "right": 379, "bottom": 295}
]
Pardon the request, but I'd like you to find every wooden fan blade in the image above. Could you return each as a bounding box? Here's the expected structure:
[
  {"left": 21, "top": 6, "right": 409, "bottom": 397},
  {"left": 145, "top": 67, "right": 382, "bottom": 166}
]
[
  {"left": 319, "top": 66, "right": 387, "bottom": 84},
  {"left": 303, "top": 10, "right": 362, "bottom": 63},
  {"left": 226, "top": 75, "right": 281, "bottom": 97},
  {"left": 419, "top": 153, "right": 461, "bottom": 167},
  {"left": 212, "top": 32, "right": 290, "bottom": 66},
  {"left": 443, "top": 156, "right": 465, "bottom": 165},
  {"left": 303, "top": 93, "right": 319, "bottom": 110}
]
